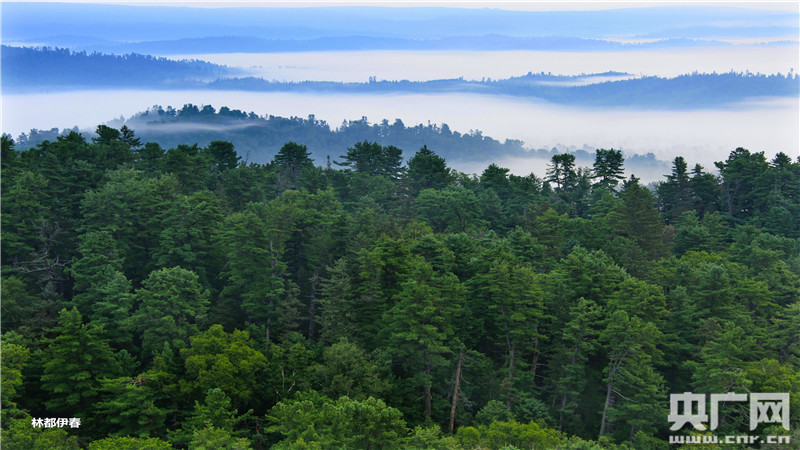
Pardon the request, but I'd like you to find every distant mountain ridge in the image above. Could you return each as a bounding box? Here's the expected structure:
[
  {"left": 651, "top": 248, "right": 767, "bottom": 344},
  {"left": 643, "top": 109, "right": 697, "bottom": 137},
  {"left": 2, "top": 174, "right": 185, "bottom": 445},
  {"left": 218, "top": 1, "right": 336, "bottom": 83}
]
[
  {"left": 3, "top": 46, "right": 797, "bottom": 109},
  {"left": 0, "top": 46, "right": 236, "bottom": 91},
  {"left": 8, "top": 35, "right": 777, "bottom": 56},
  {"left": 207, "top": 72, "right": 799, "bottom": 109}
]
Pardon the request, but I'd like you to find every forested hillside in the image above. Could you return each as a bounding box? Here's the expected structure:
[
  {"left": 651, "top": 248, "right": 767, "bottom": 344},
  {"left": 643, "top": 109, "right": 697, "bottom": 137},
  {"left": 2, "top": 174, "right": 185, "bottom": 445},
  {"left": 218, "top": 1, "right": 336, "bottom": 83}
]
[
  {"left": 0, "top": 46, "right": 233, "bottom": 90},
  {"left": 1, "top": 126, "right": 799, "bottom": 448},
  {"left": 12, "top": 104, "right": 669, "bottom": 178}
]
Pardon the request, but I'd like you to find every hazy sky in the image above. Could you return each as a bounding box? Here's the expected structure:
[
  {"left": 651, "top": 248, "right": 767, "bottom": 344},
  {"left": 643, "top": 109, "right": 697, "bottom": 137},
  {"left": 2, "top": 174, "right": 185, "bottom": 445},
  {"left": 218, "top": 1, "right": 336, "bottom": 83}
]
[{"left": 5, "top": 0, "right": 797, "bottom": 11}]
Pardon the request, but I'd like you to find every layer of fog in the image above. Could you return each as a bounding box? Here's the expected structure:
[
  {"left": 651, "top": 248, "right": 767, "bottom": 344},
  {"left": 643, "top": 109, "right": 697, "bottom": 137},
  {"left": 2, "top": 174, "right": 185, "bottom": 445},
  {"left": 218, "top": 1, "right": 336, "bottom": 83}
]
[
  {"left": 166, "top": 46, "right": 799, "bottom": 83},
  {"left": 4, "top": 89, "right": 796, "bottom": 182}
]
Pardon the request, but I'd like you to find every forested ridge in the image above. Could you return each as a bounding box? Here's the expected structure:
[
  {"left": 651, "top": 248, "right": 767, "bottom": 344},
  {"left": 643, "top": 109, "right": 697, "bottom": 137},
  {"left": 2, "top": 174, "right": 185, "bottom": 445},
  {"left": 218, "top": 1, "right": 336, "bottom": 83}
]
[
  {"left": 4, "top": 46, "right": 798, "bottom": 108},
  {"left": 13, "top": 104, "right": 527, "bottom": 165},
  {"left": 1, "top": 125, "right": 799, "bottom": 449},
  {"left": 13, "top": 104, "right": 668, "bottom": 177},
  {"left": 207, "top": 71, "right": 800, "bottom": 108},
  {"left": 0, "top": 46, "right": 234, "bottom": 90}
]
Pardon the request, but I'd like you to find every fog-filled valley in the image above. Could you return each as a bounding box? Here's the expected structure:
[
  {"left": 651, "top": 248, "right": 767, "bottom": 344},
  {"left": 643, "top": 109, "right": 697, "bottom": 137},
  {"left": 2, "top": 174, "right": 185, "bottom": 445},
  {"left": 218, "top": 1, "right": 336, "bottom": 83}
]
[
  {"left": 3, "top": 3, "right": 798, "bottom": 177},
  {"left": 2, "top": 44, "right": 798, "bottom": 179}
]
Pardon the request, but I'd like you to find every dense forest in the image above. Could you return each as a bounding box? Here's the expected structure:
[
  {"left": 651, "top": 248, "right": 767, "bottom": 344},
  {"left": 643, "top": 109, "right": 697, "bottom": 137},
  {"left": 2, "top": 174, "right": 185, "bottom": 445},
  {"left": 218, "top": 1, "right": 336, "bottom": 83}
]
[
  {"left": 0, "top": 46, "right": 234, "bottom": 90},
  {"left": 1, "top": 125, "right": 799, "bottom": 449}
]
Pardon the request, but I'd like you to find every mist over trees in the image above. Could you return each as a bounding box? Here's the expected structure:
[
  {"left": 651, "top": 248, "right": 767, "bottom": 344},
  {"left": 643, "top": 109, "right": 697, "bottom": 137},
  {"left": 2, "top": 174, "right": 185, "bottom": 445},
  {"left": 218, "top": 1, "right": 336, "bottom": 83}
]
[
  {"left": 207, "top": 71, "right": 800, "bottom": 108},
  {"left": 3, "top": 46, "right": 798, "bottom": 108},
  {"left": 2, "top": 123, "right": 799, "bottom": 448},
  {"left": 11, "top": 104, "right": 671, "bottom": 181}
]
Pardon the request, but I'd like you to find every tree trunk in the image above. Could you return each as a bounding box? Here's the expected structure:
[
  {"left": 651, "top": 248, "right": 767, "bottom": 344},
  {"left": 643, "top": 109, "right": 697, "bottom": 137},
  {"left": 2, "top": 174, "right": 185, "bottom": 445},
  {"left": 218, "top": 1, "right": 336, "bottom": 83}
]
[
  {"left": 599, "top": 373, "right": 616, "bottom": 437},
  {"left": 449, "top": 345, "right": 465, "bottom": 434},
  {"left": 530, "top": 325, "right": 541, "bottom": 382},
  {"left": 266, "top": 314, "right": 271, "bottom": 346},
  {"left": 307, "top": 272, "right": 319, "bottom": 341},
  {"left": 501, "top": 306, "right": 514, "bottom": 411},
  {"left": 424, "top": 362, "right": 432, "bottom": 422},
  {"left": 559, "top": 346, "right": 579, "bottom": 430},
  {"left": 506, "top": 347, "right": 515, "bottom": 411},
  {"left": 267, "top": 239, "right": 279, "bottom": 348}
]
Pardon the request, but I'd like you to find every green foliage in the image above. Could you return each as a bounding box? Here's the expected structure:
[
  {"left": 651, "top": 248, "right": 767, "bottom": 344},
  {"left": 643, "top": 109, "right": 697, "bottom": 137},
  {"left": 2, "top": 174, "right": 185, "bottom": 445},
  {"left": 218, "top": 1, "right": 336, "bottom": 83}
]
[
  {"left": 475, "top": 400, "right": 514, "bottom": 425},
  {"left": 130, "top": 267, "right": 210, "bottom": 360},
  {"left": 88, "top": 436, "right": 173, "bottom": 449},
  {"left": 406, "top": 425, "right": 461, "bottom": 449},
  {"left": 170, "top": 388, "right": 253, "bottom": 448},
  {"left": 68, "top": 231, "right": 134, "bottom": 347},
  {"left": 1, "top": 336, "right": 30, "bottom": 408},
  {"left": 153, "top": 190, "right": 225, "bottom": 290},
  {"left": 715, "top": 147, "right": 770, "bottom": 221},
  {"left": 1, "top": 276, "right": 49, "bottom": 335},
  {"left": 80, "top": 169, "right": 180, "bottom": 280},
  {"left": 551, "top": 298, "right": 602, "bottom": 433},
  {"left": 592, "top": 148, "right": 625, "bottom": 191},
  {"left": 1, "top": 170, "right": 49, "bottom": 265},
  {"left": 4, "top": 126, "right": 799, "bottom": 447},
  {"left": 656, "top": 156, "right": 693, "bottom": 224},
  {"left": 179, "top": 325, "right": 268, "bottom": 408},
  {"left": 307, "top": 338, "right": 391, "bottom": 400},
  {"left": 407, "top": 145, "right": 452, "bottom": 194},
  {"left": 164, "top": 144, "right": 211, "bottom": 193},
  {"left": 263, "top": 336, "right": 315, "bottom": 403},
  {"left": 337, "top": 140, "right": 404, "bottom": 180},
  {"left": 2, "top": 411, "right": 80, "bottom": 449},
  {"left": 95, "top": 374, "right": 169, "bottom": 439},
  {"left": 547, "top": 153, "right": 578, "bottom": 193},
  {"left": 272, "top": 141, "right": 313, "bottom": 191},
  {"left": 415, "top": 187, "right": 482, "bottom": 233},
  {"left": 203, "top": 140, "right": 240, "bottom": 173},
  {"left": 689, "top": 320, "right": 756, "bottom": 393},
  {"left": 41, "top": 308, "right": 121, "bottom": 418},
  {"left": 610, "top": 175, "right": 667, "bottom": 258},
  {"left": 671, "top": 210, "right": 727, "bottom": 255},
  {"left": 267, "top": 393, "right": 408, "bottom": 448},
  {"left": 456, "top": 420, "right": 563, "bottom": 450},
  {"left": 381, "top": 256, "right": 464, "bottom": 421},
  {"left": 189, "top": 426, "right": 251, "bottom": 450},
  {"left": 598, "top": 310, "right": 665, "bottom": 439}
]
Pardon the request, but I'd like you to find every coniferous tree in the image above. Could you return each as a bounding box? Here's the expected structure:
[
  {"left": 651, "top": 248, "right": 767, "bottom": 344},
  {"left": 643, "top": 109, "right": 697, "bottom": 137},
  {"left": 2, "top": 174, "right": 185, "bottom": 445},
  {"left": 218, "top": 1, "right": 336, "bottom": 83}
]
[
  {"left": 129, "top": 267, "right": 210, "bottom": 361},
  {"left": 715, "top": 147, "right": 770, "bottom": 221},
  {"left": 592, "top": 148, "right": 625, "bottom": 191},
  {"left": 610, "top": 175, "right": 667, "bottom": 258},
  {"left": 552, "top": 298, "right": 602, "bottom": 433},
  {"left": 382, "top": 257, "right": 463, "bottom": 422},
  {"left": 657, "top": 156, "right": 694, "bottom": 223},
  {"left": 407, "top": 145, "right": 452, "bottom": 194},
  {"left": 41, "top": 308, "right": 122, "bottom": 438},
  {"left": 598, "top": 310, "right": 662, "bottom": 439},
  {"left": 546, "top": 153, "right": 578, "bottom": 194}
]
